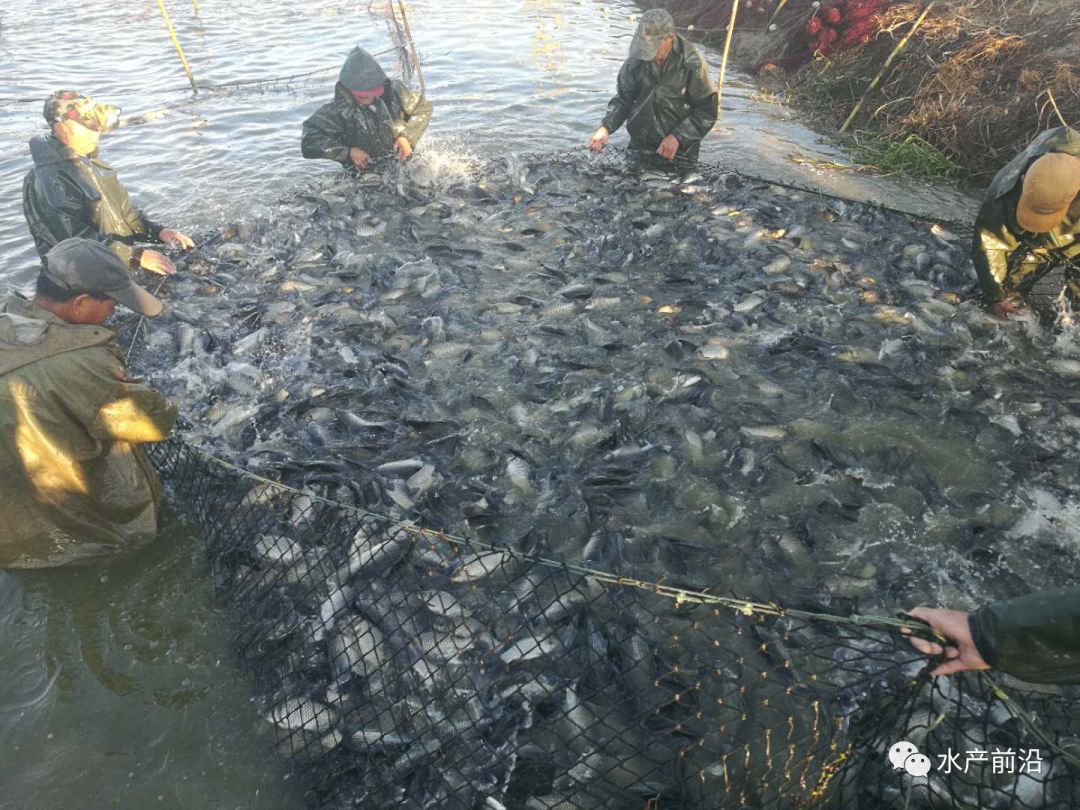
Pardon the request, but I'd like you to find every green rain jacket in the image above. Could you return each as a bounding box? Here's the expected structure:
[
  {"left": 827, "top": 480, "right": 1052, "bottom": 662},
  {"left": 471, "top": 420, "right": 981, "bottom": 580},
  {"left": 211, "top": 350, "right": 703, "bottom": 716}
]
[
  {"left": 601, "top": 35, "right": 719, "bottom": 162},
  {"left": 301, "top": 81, "right": 433, "bottom": 165},
  {"left": 971, "top": 126, "right": 1080, "bottom": 303},
  {"left": 970, "top": 588, "right": 1080, "bottom": 684},
  {"left": 22, "top": 134, "right": 165, "bottom": 268},
  {"left": 0, "top": 295, "right": 177, "bottom": 568}
]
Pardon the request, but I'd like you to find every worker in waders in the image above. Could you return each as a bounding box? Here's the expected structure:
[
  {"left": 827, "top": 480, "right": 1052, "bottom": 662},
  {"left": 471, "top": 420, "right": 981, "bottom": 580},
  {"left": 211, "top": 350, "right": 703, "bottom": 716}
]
[
  {"left": 301, "top": 46, "right": 433, "bottom": 170},
  {"left": 587, "top": 9, "right": 719, "bottom": 164},
  {"left": 0, "top": 239, "right": 178, "bottom": 568},
  {"left": 23, "top": 91, "right": 194, "bottom": 276},
  {"left": 971, "top": 126, "right": 1080, "bottom": 320}
]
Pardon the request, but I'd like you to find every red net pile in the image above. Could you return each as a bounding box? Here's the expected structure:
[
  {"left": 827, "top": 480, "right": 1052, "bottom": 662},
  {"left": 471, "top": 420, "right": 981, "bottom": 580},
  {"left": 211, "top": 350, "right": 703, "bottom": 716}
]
[
  {"left": 668, "top": 0, "right": 775, "bottom": 31},
  {"left": 758, "top": 0, "right": 892, "bottom": 72}
]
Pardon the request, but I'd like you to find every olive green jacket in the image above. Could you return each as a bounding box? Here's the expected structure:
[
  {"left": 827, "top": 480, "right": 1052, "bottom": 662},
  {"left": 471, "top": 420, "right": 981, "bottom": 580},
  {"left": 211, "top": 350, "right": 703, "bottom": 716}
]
[
  {"left": 301, "top": 80, "right": 433, "bottom": 165},
  {"left": 970, "top": 587, "right": 1080, "bottom": 684},
  {"left": 0, "top": 295, "right": 177, "bottom": 568},
  {"left": 601, "top": 35, "right": 718, "bottom": 162},
  {"left": 22, "top": 134, "right": 164, "bottom": 268},
  {"left": 971, "top": 127, "right": 1080, "bottom": 303}
]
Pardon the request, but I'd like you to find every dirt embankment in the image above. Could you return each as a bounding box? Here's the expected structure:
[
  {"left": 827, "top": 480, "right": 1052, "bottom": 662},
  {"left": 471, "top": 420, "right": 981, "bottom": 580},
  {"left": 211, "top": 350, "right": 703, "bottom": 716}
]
[{"left": 648, "top": 0, "right": 1080, "bottom": 182}]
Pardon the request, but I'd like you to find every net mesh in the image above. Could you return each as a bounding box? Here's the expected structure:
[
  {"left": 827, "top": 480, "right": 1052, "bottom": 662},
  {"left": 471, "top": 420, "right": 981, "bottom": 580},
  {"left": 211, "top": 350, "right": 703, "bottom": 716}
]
[
  {"left": 128, "top": 149, "right": 1080, "bottom": 809},
  {"left": 142, "top": 432, "right": 1080, "bottom": 810}
]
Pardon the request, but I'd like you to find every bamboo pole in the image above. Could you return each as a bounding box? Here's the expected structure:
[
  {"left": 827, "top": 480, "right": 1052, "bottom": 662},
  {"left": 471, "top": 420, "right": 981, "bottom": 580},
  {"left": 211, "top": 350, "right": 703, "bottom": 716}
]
[
  {"left": 395, "top": 0, "right": 425, "bottom": 94},
  {"left": 716, "top": 0, "right": 742, "bottom": 117},
  {"left": 840, "top": 1, "right": 934, "bottom": 133},
  {"left": 1047, "top": 89, "right": 1069, "bottom": 128},
  {"left": 155, "top": 0, "right": 199, "bottom": 94}
]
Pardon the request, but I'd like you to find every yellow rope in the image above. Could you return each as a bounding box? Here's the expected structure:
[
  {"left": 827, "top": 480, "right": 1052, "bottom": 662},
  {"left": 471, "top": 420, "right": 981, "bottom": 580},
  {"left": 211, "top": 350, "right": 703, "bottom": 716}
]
[
  {"left": 716, "top": 0, "right": 742, "bottom": 117},
  {"left": 840, "top": 2, "right": 935, "bottom": 134},
  {"left": 156, "top": 0, "right": 199, "bottom": 94}
]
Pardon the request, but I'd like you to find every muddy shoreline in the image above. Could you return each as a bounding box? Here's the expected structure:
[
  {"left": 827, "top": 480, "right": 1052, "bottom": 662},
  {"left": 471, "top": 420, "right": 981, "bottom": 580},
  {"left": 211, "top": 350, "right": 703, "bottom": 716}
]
[{"left": 648, "top": 0, "right": 1079, "bottom": 182}]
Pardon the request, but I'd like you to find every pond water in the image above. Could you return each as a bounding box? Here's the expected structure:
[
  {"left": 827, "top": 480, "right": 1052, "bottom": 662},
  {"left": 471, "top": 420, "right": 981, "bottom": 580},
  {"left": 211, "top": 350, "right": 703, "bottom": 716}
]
[{"left": 0, "top": 1, "right": 981, "bottom": 806}]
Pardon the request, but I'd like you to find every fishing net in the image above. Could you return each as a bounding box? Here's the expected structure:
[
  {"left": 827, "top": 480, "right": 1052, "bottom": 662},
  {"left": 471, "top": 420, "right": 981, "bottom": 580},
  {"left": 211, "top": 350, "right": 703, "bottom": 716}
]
[
  {"left": 758, "top": 0, "right": 893, "bottom": 73},
  {"left": 145, "top": 435, "right": 1080, "bottom": 810},
  {"left": 128, "top": 149, "right": 1079, "bottom": 809}
]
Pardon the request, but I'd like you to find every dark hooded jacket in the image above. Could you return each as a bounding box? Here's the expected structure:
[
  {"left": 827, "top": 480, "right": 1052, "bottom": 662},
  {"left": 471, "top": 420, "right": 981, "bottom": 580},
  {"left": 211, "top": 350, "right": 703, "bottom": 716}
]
[
  {"left": 301, "top": 81, "right": 433, "bottom": 165},
  {"left": 971, "top": 126, "right": 1080, "bottom": 303},
  {"left": 22, "top": 134, "right": 164, "bottom": 268},
  {"left": 970, "top": 588, "right": 1080, "bottom": 684},
  {"left": 0, "top": 295, "right": 177, "bottom": 568},
  {"left": 601, "top": 35, "right": 718, "bottom": 162}
]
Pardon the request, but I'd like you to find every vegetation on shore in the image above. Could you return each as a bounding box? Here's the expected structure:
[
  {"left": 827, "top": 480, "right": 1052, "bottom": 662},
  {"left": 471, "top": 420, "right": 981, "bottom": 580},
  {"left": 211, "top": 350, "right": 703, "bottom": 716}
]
[
  {"left": 773, "top": 1, "right": 1078, "bottom": 181},
  {"left": 651, "top": 0, "right": 1080, "bottom": 182}
]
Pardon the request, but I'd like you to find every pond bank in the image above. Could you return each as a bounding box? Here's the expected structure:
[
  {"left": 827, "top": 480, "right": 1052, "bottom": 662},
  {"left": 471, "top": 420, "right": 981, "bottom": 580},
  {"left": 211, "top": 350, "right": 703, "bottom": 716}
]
[{"left": 647, "top": 0, "right": 1080, "bottom": 182}]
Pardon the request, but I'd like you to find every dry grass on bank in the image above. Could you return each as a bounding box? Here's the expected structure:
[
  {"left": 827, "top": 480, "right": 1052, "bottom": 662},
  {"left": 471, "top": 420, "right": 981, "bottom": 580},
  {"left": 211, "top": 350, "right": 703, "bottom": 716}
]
[{"left": 774, "top": 0, "right": 1080, "bottom": 181}]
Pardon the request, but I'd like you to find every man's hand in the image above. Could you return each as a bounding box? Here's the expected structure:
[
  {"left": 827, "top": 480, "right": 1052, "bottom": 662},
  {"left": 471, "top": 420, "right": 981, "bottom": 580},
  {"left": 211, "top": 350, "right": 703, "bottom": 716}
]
[
  {"left": 657, "top": 134, "right": 680, "bottom": 161},
  {"left": 588, "top": 126, "right": 610, "bottom": 153},
  {"left": 902, "top": 607, "right": 990, "bottom": 677},
  {"left": 158, "top": 228, "right": 194, "bottom": 250},
  {"left": 992, "top": 298, "right": 1025, "bottom": 319},
  {"left": 348, "top": 147, "right": 371, "bottom": 169},
  {"left": 393, "top": 136, "right": 413, "bottom": 161},
  {"left": 140, "top": 249, "right": 177, "bottom": 276}
]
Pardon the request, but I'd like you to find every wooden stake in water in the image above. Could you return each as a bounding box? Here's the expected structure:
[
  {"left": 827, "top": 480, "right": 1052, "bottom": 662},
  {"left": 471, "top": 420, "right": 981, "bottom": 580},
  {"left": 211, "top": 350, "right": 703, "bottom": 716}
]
[
  {"left": 716, "top": 0, "right": 742, "bottom": 117},
  {"left": 395, "top": 0, "right": 425, "bottom": 94},
  {"left": 840, "top": 1, "right": 935, "bottom": 134},
  {"left": 156, "top": 0, "right": 199, "bottom": 94}
]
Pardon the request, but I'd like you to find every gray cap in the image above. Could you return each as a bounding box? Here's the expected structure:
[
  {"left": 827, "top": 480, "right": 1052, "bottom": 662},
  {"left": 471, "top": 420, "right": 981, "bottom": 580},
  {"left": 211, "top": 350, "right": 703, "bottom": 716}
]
[
  {"left": 630, "top": 9, "right": 676, "bottom": 60},
  {"left": 44, "top": 238, "right": 163, "bottom": 317},
  {"left": 338, "top": 47, "right": 387, "bottom": 92}
]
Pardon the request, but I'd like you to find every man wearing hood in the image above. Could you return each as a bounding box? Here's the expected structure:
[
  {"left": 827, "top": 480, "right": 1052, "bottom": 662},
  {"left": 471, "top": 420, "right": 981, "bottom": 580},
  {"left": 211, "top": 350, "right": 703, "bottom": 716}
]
[
  {"left": 0, "top": 238, "right": 178, "bottom": 568},
  {"left": 971, "top": 126, "right": 1080, "bottom": 318},
  {"left": 588, "top": 9, "right": 718, "bottom": 164},
  {"left": 302, "top": 47, "right": 433, "bottom": 170},
  {"left": 22, "top": 90, "right": 194, "bottom": 276}
]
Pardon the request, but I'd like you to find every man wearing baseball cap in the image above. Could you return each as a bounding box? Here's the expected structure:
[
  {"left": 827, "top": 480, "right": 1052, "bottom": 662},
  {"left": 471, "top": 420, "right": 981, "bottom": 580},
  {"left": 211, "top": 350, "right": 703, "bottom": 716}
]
[
  {"left": 22, "top": 90, "right": 194, "bottom": 278},
  {"left": 588, "top": 9, "right": 718, "bottom": 164},
  {"left": 972, "top": 125, "right": 1080, "bottom": 319},
  {"left": 302, "top": 47, "right": 432, "bottom": 170},
  {"left": 0, "top": 238, "right": 178, "bottom": 568}
]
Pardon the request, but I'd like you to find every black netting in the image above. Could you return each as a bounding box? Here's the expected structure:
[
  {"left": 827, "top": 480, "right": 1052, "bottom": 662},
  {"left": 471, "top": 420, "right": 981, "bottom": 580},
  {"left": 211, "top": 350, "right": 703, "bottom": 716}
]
[
  {"left": 146, "top": 436, "right": 1080, "bottom": 810},
  {"left": 127, "top": 149, "right": 1079, "bottom": 809}
]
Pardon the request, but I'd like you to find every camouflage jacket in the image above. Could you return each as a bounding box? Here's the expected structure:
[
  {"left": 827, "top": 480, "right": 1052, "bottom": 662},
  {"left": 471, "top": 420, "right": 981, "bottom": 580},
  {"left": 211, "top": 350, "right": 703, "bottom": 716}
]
[
  {"left": 0, "top": 295, "right": 177, "bottom": 568},
  {"left": 22, "top": 134, "right": 164, "bottom": 268},
  {"left": 970, "top": 587, "right": 1080, "bottom": 684},
  {"left": 301, "top": 80, "right": 433, "bottom": 165},
  {"left": 601, "top": 35, "right": 718, "bottom": 162},
  {"left": 971, "top": 127, "right": 1080, "bottom": 303}
]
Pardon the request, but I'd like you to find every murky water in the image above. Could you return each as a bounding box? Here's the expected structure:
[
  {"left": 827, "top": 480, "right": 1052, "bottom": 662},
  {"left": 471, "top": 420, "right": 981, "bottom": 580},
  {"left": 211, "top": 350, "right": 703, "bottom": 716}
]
[
  {"left": 0, "top": 0, "right": 982, "bottom": 805},
  {"left": 0, "top": 514, "right": 304, "bottom": 809},
  {"left": 0, "top": 0, "right": 976, "bottom": 285}
]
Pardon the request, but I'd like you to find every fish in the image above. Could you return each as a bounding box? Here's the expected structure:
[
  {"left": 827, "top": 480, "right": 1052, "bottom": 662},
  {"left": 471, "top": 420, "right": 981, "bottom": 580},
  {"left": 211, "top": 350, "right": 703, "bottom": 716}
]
[
  {"left": 505, "top": 455, "right": 533, "bottom": 495},
  {"left": 134, "top": 152, "right": 1063, "bottom": 810},
  {"left": 342, "top": 530, "right": 412, "bottom": 578},
  {"left": 329, "top": 614, "right": 386, "bottom": 679},
  {"left": 499, "top": 631, "right": 563, "bottom": 664},
  {"left": 451, "top": 550, "right": 517, "bottom": 583},
  {"left": 268, "top": 697, "right": 339, "bottom": 736},
  {"left": 377, "top": 458, "right": 426, "bottom": 476}
]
